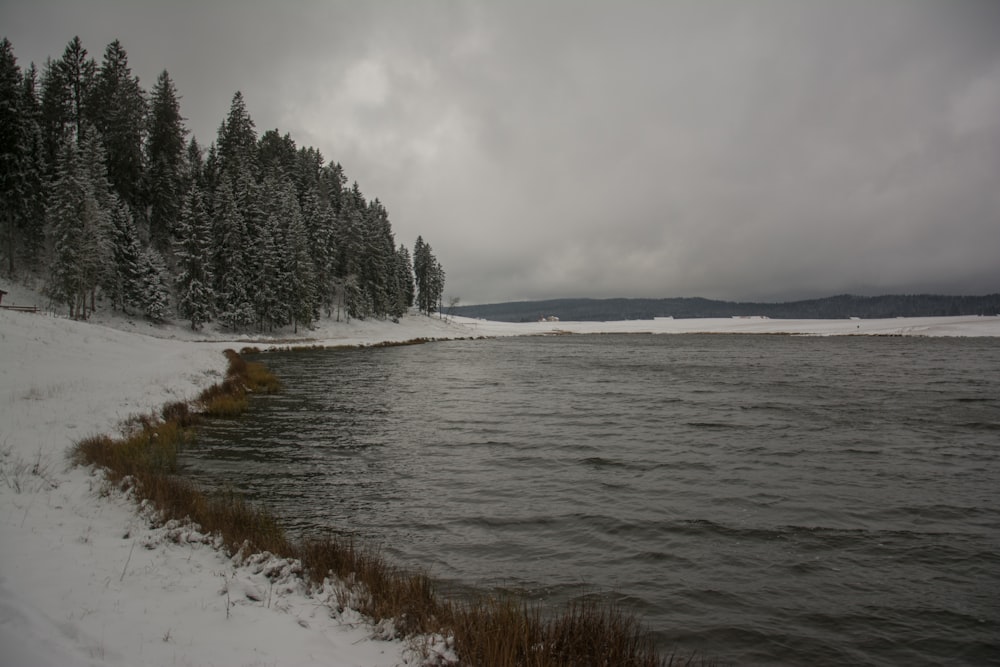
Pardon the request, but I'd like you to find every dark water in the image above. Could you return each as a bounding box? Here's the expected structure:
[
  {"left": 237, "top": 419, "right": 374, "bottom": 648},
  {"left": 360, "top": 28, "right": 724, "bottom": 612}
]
[{"left": 181, "top": 334, "right": 1000, "bottom": 666}]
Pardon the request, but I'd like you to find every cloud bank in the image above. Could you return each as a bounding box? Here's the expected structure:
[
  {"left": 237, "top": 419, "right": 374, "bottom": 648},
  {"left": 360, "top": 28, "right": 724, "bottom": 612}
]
[{"left": 4, "top": 0, "right": 999, "bottom": 303}]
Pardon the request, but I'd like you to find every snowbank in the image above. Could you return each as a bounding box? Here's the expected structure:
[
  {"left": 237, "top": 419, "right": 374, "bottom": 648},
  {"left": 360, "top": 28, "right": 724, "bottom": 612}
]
[{"left": 2, "top": 288, "right": 998, "bottom": 666}]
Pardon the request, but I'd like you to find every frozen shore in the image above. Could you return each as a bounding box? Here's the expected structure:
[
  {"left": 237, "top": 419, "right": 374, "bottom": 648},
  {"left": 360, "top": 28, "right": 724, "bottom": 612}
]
[{"left": 2, "top": 284, "right": 998, "bottom": 666}]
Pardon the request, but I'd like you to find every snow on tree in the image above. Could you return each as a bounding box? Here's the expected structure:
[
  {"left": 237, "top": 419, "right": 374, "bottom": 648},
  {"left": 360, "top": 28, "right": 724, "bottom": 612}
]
[
  {"left": 44, "top": 138, "right": 110, "bottom": 319},
  {"left": 145, "top": 70, "right": 187, "bottom": 250},
  {"left": 212, "top": 173, "right": 254, "bottom": 330},
  {"left": 138, "top": 246, "right": 170, "bottom": 322},
  {"left": 300, "top": 185, "right": 336, "bottom": 317},
  {"left": 413, "top": 236, "right": 444, "bottom": 316},
  {"left": 396, "top": 243, "right": 415, "bottom": 312},
  {"left": 105, "top": 197, "right": 144, "bottom": 313},
  {"left": 40, "top": 37, "right": 95, "bottom": 172},
  {"left": 89, "top": 40, "right": 147, "bottom": 215},
  {"left": 7, "top": 36, "right": 446, "bottom": 331},
  {"left": 1, "top": 38, "right": 28, "bottom": 274},
  {"left": 173, "top": 184, "right": 214, "bottom": 330},
  {"left": 277, "top": 179, "right": 316, "bottom": 332},
  {"left": 217, "top": 91, "right": 258, "bottom": 180}
]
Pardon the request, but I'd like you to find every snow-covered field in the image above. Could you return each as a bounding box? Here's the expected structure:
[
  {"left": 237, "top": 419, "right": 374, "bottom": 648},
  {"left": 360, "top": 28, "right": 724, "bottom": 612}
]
[{"left": 2, "top": 283, "right": 998, "bottom": 666}]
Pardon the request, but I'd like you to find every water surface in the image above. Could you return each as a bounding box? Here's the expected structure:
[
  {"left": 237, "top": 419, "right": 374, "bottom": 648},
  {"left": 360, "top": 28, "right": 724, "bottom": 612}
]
[{"left": 182, "top": 334, "right": 1000, "bottom": 665}]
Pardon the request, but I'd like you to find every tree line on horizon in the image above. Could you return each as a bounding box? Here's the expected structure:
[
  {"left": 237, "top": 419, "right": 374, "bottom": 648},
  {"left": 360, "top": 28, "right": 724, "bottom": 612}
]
[
  {"left": 453, "top": 294, "right": 1000, "bottom": 322},
  {"left": 0, "top": 36, "right": 446, "bottom": 330}
]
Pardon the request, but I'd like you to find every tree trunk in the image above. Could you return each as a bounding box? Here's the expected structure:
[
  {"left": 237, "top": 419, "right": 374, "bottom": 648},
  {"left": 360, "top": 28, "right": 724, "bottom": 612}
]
[{"left": 5, "top": 208, "right": 14, "bottom": 276}]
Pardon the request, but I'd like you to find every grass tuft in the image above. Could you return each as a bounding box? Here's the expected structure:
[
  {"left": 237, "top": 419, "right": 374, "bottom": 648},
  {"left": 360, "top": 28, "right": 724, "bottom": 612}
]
[
  {"left": 245, "top": 361, "right": 282, "bottom": 393},
  {"left": 199, "top": 393, "right": 249, "bottom": 418},
  {"left": 293, "top": 536, "right": 444, "bottom": 637},
  {"left": 162, "top": 400, "right": 198, "bottom": 427},
  {"left": 444, "top": 595, "right": 675, "bottom": 667},
  {"left": 193, "top": 349, "right": 281, "bottom": 418}
]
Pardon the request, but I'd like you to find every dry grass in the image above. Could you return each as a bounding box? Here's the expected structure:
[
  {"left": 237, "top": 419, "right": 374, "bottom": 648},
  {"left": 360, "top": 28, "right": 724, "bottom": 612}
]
[
  {"left": 293, "top": 536, "right": 444, "bottom": 636},
  {"left": 444, "top": 595, "right": 676, "bottom": 667},
  {"left": 70, "top": 348, "right": 683, "bottom": 666},
  {"left": 193, "top": 349, "right": 280, "bottom": 417},
  {"left": 199, "top": 392, "right": 249, "bottom": 418}
]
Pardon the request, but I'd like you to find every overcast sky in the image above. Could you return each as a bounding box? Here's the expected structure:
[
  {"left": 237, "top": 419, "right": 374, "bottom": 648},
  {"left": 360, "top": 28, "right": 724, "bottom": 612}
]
[{"left": 3, "top": 1, "right": 999, "bottom": 304}]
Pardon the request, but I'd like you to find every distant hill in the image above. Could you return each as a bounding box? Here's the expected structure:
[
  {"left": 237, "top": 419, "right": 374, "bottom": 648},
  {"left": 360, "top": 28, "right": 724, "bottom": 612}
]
[{"left": 450, "top": 294, "right": 1000, "bottom": 322}]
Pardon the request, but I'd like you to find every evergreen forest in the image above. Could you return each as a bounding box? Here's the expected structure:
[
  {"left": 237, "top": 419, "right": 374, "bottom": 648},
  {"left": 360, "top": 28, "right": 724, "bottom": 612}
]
[{"left": 0, "top": 36, "right": 446, "bottom": 330}]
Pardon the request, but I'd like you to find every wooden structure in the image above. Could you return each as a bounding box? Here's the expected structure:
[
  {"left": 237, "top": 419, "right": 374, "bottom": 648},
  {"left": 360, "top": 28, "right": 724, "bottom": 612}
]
[{"left": 0, "top": 288, "right": 39, "bottom": 312}]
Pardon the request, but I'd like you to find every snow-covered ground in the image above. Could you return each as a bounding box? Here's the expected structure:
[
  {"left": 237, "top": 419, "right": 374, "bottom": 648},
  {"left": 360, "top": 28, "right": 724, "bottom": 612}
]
[{"left": 2, "top": 283, "right": 998, "bottom": 666}]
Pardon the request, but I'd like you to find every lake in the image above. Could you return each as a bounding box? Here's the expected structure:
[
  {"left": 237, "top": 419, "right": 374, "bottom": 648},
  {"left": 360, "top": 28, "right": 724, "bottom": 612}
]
[{"left": 181, "top": 334, "right": 1000, "bottom": 666}]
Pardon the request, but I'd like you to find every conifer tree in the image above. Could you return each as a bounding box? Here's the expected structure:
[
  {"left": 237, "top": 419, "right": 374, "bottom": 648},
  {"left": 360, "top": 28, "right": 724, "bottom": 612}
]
[
  {"left": 258, "top": 129, "right": 297, "bottom": 180},
  {"left": 44, "top": 138, "right": 108, "bottom": 319},
  {"left": 0, "top": 38, "right": 27, "bottom": 274},
  {"left": 106, "top": 197, "right": 144, "bottom": 312},
  {"left": 18, "top": 62, "right": 46, "bottom": 266},
  {"left": 301, "top": 186, "right": 336, "bottom": 316},
  {"left": 253, "top": 212, "right": 283, "bottom": 331},
  {"left": 185, "top": 137, "right": 204, "bottom": 192},
  {"left": 212, "top": 173, "right": 254, "bottom": 329},
  {"left": 278, "top": 180, "right": 316, "bottom": 332},
  {"left": 40, "top": 37, "right": 95, "bottom": 170},
  {"left": 173, "top": 185, "right": 213, "bottom": 329},
  {"left": 396, "top": 243, "right": 415, "bottom": 312},
  {"left": 90, "top": 40, "right": 146, "bottom": 214},
  {"left": 146, "top": 70, "right": 186, "bottom": 249},
  {"left": 414, "top": 236, "right": 445, "bottom": 316},
  {"left": 138, "top": 247, "right": 169, "bottom": 322},
  {"left": 217, "top": 91, "right": 258, "bottom": 179}
]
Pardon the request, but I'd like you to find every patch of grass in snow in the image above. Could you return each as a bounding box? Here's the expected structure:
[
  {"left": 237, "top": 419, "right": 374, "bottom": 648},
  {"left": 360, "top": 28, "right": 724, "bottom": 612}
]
[{"left": 0, "top": 442, "right": 57, "bottom": 493}]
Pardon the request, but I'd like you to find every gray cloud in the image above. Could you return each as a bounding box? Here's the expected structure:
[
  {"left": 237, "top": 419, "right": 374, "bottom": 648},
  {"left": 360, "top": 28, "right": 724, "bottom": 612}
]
[{"left": 4, "top": 0, "right": 999, "bottom": 303}]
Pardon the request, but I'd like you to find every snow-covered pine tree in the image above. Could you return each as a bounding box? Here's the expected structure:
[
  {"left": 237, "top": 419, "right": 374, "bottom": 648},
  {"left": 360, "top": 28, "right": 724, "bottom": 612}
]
[
  {"left": 89, "top": 40, "right": 146, "bottom": 216},
  {"left": 185, "top": 137, "right": 204, "bottom": 193},
  {"left": 106, "top": 196, "right": 144, "bottom": 313},
  {"left": 413, "top": 235, "right": 430, "bottom": 315},
  {"left": 258, "top": 129, "right": 297, "bottom": 181},
  {"left": 413, "top": 236, "right": 445, "bottom": 317},
  {"left": 217, "top": 91, "right": 258, "bottom": 181},
  {"left": 76, "top": 126, "right": 117, "bottom": 314},
  {"left": 138, "top": 246, "right": 169, "bottom": 322},
  {"left": 212, "top": 173, "right": 254, "bottom": 330},
  {"left": 395, "top": 243, "right": 415, "bottom": 314},
  {"left": 430, "top": 258, "right": 446, "bottom": 318},
  {"left": 40, "top": 37, "right": 95, "bottom": 172},
  {"left": 277, "top": 178, "right": 316, "bottom": 332},
  {"left": 252, "top": 210, "right": 283, "bottom": 331},
  {"left": 173, "top": 184, "right": 214, "bottom": 330},
  {"left": 18, "top": 62, "right": 47, "bottom": 267},
  {"left": 358, "top": 198, "right": 395, "bottom": 318},
  {"left": 44, "top": 138, "right": 108, "bottom": 319},
  {"left": 0, "top": 42, "right": 47, "bottom": 275},
  {"left": 300, "top": 186, "right": 335, "bottom": 317},
  {"left": 146, "top": 70, "right": 187, "bottom": 250},
  {"left": 0, "top": 38, "right": 28, "bottom": 275}
]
